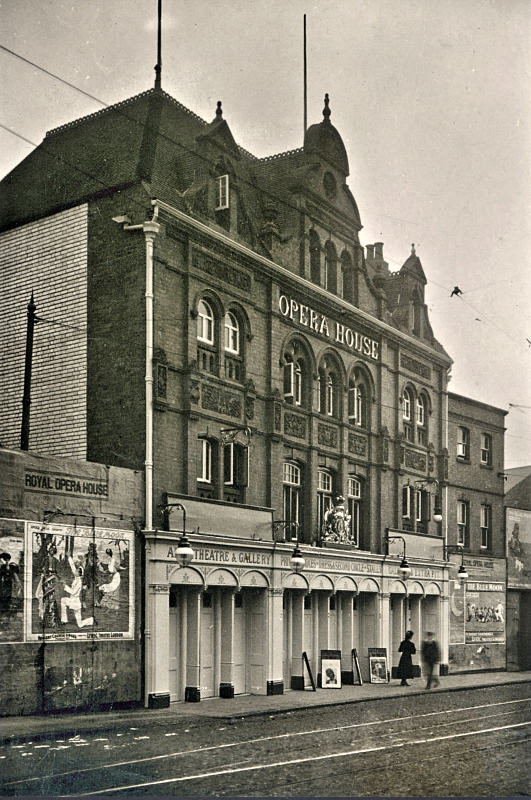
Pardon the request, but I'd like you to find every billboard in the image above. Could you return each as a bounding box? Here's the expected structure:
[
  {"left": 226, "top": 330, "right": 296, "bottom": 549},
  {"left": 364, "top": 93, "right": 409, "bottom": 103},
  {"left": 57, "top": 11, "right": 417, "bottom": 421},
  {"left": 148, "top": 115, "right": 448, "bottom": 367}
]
[
  {"left": 506, "top": 508, "right": 531, "bottom": 590},
  {"left": 26, "top": 521, "right": 134, "bottom": 642},
  {"left": 0, "top": 519, "right": 25, "bottom": 643}
]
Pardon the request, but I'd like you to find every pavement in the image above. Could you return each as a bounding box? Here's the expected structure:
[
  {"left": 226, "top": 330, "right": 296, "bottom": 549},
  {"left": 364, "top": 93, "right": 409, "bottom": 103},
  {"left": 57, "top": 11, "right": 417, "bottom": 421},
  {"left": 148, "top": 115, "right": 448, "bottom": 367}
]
[{"left": 1, "top": 670, "right": 530, "bottom": 746}]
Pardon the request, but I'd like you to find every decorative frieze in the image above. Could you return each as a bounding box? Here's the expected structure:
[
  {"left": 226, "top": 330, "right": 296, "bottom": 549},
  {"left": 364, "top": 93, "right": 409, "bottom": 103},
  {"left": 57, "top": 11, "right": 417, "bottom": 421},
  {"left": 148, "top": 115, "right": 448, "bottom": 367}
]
[
  {"left": 401, "top": 353, "right": 431, "bottom": 380},
  {"left": 202, "top": 384, "right": 241, "bottom": 418},
  {"left": 404, "top": 448, "right": 427, "bottom": 472},
  {"left": 192, "top": 250, "right": 251, "bottom": 292},
  {"left": 318, "top": 424, "right": 338, "bottom": 448},
  {"left": 284, "top": 412, "right": 306, "bottom": 438},
  {"left": 348, "top": 432, "right": 367, "bottom": 457}
]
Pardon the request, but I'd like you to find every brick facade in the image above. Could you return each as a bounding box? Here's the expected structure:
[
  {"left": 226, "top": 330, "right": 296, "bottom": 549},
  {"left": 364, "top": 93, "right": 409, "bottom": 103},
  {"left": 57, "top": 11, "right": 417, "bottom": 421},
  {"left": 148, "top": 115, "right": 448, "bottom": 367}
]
[{"left": 0, "top": 205, "right": 88, "bottom": 458}]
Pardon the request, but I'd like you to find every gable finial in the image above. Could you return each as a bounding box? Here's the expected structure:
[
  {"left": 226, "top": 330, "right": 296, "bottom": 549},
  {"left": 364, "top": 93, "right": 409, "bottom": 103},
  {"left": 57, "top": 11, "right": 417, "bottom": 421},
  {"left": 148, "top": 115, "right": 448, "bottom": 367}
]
[
  {"left": 323, "top": 93, "right": 331, "bottom": 122},
  {"left": 215, "top": 100, "right": 223, "bottom": 122},
  {"left": 411, "top": 243, "right": 416, "bottom": 255}
]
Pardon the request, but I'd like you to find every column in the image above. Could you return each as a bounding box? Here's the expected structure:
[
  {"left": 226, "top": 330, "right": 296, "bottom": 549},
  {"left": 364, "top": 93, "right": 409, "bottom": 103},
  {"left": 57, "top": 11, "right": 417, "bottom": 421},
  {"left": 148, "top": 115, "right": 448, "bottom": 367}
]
[
  {"left": 185, "top": 589, "right": 201, "bottom": 702},
  {"left": 312, "top": 593, "right": 319, "bottom": 683},
  {"left": 179, "top": 588, "right": 188, "bottom": 702},
  {"left": 439, "top": 593, "right": 449, "bottom": 675},
  {"left": 146, "top": 583, "right": 170, "bottom": 709},
  {"left": 340, "top": 593, "right": 355, "bottom": 683},
  {"left": 317, "top": 593, "right": 330, "bottom": 685},
  {"left": 291, "top": 591, "right": 305, "bottom": 689},
  {"left": 267, "top": 588, "right": 285, "bottom": 695},
  {"left": 379, "top": 591, "right": 390, "bottom": 654},
  {"left": 220, "top": 589, "right": 235, "bottom": 698}
]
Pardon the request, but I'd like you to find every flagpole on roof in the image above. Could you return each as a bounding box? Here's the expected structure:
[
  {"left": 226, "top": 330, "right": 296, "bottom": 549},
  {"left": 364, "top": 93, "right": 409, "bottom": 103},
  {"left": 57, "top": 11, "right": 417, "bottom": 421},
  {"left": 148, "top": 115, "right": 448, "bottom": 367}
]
[
  {"left": 303, "top": 13, "right": 307, "bottom": 135},
  {"left": 154, "top": 0, "right": 162, "bottom": 89}
]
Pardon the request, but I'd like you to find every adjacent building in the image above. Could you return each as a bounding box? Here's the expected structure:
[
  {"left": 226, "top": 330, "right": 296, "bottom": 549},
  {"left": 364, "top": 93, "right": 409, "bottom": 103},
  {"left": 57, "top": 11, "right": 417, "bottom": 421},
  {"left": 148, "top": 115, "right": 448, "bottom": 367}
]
[
  {"left": 0, "top": 83, "right": 511, "bottom": 711},
  {"left": 505, "top": 474, "right": 531, "bottom": 671}
]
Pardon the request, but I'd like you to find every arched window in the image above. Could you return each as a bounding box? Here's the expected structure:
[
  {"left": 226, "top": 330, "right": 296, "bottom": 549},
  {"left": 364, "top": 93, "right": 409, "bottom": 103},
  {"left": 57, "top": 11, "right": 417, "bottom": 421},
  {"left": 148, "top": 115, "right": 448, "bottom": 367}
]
[
  {"left": 309, "top": 229, "right": 321, "bottom": 285},
  {"left": 318, "top": 357, "right": 340, "bottom": 418},
  {"left": 416, "top": 393, "right": 427, "bottom": 445},
  {"left": 224, "top": 311, "right": 239, "bottom": 354},
  {"left": 283, "top": 462, "right": 302, "bottom": 539},
  {"left": 341, "top": 250, "right": 356, "bottom": 305},
  {"left": 348, "top": 380, "right": 364, "bottom": 426},
  {"left": 284, "top": 351, "right": 306, "bottom": 407},
  {"left": 324, "top": 240, "right": 337, "bottom": 294},
  {"left": 317, "top": 469, "right": 334, "bottom": 535},
  {"left": 197, "top": 299, "right": 214, "bottom": 344},
  {"left": 347, "top": 476, "right": 362, "bottom": 546},
  {"left": 403, "top": 388, "right": 413, "bottom": 441}
]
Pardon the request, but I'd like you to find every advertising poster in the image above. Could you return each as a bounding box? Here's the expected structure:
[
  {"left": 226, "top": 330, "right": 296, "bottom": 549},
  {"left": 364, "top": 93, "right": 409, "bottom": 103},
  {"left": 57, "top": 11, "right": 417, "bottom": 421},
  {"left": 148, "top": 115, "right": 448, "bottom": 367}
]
[
  {"left": 0, "top": 519, "right": 25, "bottom": 643},
  {"left": 321, "top": 649, "right": 341, "bottom": 689},
  {"left": 368, "top": 647, "right": 388, "bottom": 683},
  {"left": 506, "top": 508, "right": 531, "bottom": 589},
  {"left": 27, "top": 522, "right": 134, "bottom": 641},
  {"left": 465, "top": 580, "right": 505, "bottom": 644},
  {"left": 449, "top": 572, "right": 465, "bottom": 645}
]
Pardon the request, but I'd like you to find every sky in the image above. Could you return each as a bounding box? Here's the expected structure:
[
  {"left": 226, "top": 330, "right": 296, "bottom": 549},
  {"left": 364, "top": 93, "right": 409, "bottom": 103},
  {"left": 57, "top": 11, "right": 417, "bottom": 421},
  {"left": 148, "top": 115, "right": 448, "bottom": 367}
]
[{"left": 1, "top": 0, "right": 530, "bottom": 468}]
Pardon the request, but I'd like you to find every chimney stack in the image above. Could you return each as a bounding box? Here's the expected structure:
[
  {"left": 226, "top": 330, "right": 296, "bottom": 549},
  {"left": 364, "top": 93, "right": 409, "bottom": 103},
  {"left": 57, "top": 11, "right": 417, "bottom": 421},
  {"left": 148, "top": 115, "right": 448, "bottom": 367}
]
[{"left": 366, "top": 244, "right": 375, "bottom": 261}]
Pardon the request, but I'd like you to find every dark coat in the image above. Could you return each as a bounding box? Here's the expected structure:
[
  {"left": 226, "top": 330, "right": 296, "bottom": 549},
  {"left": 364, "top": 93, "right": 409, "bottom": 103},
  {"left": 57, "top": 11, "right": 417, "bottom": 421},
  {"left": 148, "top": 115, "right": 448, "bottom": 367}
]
[
  {"left": 397, "top": 638, "right": 416, "bottom": 679},
  {"left": 421, "top": 639, "right": 440, "bottom": 665}
]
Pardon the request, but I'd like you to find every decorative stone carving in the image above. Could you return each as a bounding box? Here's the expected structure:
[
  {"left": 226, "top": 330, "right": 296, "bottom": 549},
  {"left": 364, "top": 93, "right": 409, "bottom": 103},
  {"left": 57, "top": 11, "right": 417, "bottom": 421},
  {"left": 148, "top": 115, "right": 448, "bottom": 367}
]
[
  {"left": 321, "top": 495, "right": 355, "bottom": 545},
  {"left": 202, "top": 384, "right": 241, "bottom": 418},
  {"left": 284, "top": 412, "right": 306, "bottom": 438},
  {"left": 379, "top": 426, "right": 389, "bottom": 463},
  {"left": 189, "top": 380, "right": 200, "bottom": 404},
  {"left": 404, "top": 449, "right": 427, "bottom": 471},
  {"left": 318, "top": 424, "right": 338, "bottom": 448},
  {"left": 348, "top": 432, "right": 367, "bottom": 456},
  {"left": 401, "top": 353, "right": 431, "bottom": 380},
  {"left": 245, "top": 395, "right": 255, "bottom": 420},
  {"left": 274, "top": 403, "right": 281, "bottom": 432},
  {"left": 192, "top": 249, "right": 251, "bottom": 292}
]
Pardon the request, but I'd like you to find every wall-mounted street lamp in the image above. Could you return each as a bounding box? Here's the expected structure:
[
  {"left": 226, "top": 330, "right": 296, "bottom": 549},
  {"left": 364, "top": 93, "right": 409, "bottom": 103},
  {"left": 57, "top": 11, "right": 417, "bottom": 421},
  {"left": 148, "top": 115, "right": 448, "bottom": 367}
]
[
  {"left": 161, "top": 502, "right": 194, "bottom": 567},
  {"left": 273, "top": 520, "right": 305, "bottom": 573},
  {"left": 443, "top": 544, "right": 468, "bottom": 586},
  {"left": 290, "top": 543, "right": 305, "bottom": 573},
  {"left": 414, "top": 477, "right": 443, "bottom": 523},
  {"left": 384, "top": 532, "right": 411, "bottom": 580}
]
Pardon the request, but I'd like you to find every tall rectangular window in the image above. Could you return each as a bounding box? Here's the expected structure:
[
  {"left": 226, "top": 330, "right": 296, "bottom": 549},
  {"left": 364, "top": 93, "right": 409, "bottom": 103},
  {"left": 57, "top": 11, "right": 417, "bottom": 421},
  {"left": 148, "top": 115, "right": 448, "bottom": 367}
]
[
  {"left": 347, "top": 476, "right": 361, "bottom": 546},
  {"left": 283, "top": 462, "right": 301, "bottom": 539},
  {"left": 317, "top": 470, "right": 333, "bottom": 535},
  {"left": 457, "top": 426, "right": 470, "bottom": 459},
  {"left": 216, "top": 174, "right": 229, "bottom": 210},
  {"left": 457, "top": 500, "right": 469, "bottom": 546},
  {"left": 480, "top": 433, "right": 492, "bottom": 465},
  {"left": 480, "top": 504, "right": 491, "bottom": 549},
  {"left": 198, "top": 439, "right": 212, "bottom": 483}
]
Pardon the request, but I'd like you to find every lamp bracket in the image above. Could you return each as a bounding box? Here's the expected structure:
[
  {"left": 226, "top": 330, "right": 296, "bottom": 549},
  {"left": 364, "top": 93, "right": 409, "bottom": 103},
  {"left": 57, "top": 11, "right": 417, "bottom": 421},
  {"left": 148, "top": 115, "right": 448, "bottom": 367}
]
[{"left": 220, "top": 426, "right": 252, "bottom": 446}]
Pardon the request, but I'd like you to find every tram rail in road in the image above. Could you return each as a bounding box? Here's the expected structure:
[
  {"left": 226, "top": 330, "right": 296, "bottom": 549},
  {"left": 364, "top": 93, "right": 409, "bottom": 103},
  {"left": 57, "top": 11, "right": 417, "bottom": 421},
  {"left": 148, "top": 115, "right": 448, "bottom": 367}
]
[{"left": 1, "top": 684, "right": 530, "bottom": 797}]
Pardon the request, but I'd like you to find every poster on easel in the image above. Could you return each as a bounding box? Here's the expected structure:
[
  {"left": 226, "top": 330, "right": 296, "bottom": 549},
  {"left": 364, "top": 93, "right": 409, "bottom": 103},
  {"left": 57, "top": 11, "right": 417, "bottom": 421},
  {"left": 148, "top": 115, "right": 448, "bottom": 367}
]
[
  {"left": 321, "top": 649, "right": 341, "bottom": 689},
  {"left": 368, "top": 647, "right": 388, "bottom": 683},
  {"left": 351, "top": 648, "right": 363, "bottom": 685},
  {"left": 302, "top": 651, "right": 316, "bottom": 691}
]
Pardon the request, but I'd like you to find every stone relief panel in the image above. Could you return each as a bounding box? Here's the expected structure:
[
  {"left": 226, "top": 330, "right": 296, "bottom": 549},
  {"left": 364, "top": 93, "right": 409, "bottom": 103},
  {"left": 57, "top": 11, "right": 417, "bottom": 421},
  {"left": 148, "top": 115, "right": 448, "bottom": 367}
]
[
  {"left": 202, "top": 384, "right": 241, "bottom": 418},
  {"left": 284, "top": 412, "right": 306, "bottom": 439},
  {"left": 348, "top": 432, "right": 367, "bottom": 457},
  {"left": 318, "top": 424, "right": 338, "bottom": 448}
]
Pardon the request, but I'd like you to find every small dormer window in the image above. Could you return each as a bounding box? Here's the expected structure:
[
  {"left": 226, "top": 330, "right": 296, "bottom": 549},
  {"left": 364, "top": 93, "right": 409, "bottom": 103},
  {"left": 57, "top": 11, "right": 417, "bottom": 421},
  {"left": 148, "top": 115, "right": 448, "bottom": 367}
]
[{"left": 216, "top": 174, "right": 229, "bottom": 210}]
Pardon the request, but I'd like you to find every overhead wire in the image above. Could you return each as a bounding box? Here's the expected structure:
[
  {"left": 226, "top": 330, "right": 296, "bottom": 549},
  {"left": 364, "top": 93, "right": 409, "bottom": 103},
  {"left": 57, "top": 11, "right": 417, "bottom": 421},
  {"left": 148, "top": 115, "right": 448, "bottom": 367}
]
[{"left": 1, "top": 43, "right": 530, "bottom": 353}]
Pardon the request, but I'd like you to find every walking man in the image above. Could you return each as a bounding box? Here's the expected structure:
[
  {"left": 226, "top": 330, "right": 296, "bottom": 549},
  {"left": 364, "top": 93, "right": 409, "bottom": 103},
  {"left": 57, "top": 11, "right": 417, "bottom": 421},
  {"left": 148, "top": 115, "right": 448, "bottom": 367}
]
[{"left": 421, "top": 631, "right": 440, "bottom": 689}]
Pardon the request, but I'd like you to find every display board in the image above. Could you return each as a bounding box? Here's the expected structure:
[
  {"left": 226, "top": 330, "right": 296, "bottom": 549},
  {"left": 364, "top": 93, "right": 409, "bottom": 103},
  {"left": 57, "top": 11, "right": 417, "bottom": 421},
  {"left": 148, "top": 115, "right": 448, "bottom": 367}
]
[{"left": 321, "top": 649, "right": 341, "bottom": 689}]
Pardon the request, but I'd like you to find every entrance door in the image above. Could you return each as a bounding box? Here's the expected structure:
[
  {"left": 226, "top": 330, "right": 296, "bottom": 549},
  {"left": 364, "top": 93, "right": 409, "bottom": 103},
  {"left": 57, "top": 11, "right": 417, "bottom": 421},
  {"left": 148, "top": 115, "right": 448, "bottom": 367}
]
[
  {"left": 303, "top": 595, "right": 314, "bottom": 676},
  {"left": 247, "top": 590, "right": 266, "bottom": 694},
  {"left": 233, "top": 592, "right": 246, "bottom": 694},
  {"left": 358, "top": 593, "right": 377, "bottom": 681},
  {"left": 168, "top": 587, "right": 181, "bottom": 702},
  {"left": 200, "top": 591, "right": 215, "bottom": 698}
]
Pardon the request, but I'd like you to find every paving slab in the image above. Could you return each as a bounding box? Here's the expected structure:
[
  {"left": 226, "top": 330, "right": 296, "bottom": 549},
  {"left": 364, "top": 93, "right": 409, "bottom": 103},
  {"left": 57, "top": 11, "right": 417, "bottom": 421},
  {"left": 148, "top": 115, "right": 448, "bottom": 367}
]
[{"left": 1, "top": 670, "right": 529, "bottom": 745}]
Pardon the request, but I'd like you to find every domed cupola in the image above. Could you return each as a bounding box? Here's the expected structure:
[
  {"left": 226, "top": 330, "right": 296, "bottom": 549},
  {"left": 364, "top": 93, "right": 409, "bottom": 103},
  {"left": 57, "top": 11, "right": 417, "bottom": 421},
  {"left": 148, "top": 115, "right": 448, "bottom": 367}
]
[{"left": 303, "top": 94, "right": 349, "bottom": 176}]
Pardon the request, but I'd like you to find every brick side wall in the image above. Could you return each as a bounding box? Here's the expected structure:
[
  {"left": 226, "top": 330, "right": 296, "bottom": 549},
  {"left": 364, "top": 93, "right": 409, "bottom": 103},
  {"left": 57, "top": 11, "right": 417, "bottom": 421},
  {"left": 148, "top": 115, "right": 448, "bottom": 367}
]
[{"left": 0, "top": 206, "right": 88, "bottom": 457}]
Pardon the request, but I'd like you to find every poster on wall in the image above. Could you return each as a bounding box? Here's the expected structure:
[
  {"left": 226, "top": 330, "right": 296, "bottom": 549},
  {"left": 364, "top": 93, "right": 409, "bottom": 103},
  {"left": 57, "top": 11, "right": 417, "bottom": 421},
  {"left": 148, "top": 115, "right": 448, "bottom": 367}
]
[
  {"left": 506, "top": 508, "right": 531, "bottom": 589},
  {"left": 449, "top": 571, "right": 466, "bottom": 645},
  {"left": 0, "top": 519, "right": 25, "bottom": 643},
  {"left": 465, "top": 580, "right": 505, "bottom": 644},
  {"left": 26, "top": 522, "right": 134, "bottom": 641},
  {"left": 321, "top": 649, "right": 341, "bottom": 689}
]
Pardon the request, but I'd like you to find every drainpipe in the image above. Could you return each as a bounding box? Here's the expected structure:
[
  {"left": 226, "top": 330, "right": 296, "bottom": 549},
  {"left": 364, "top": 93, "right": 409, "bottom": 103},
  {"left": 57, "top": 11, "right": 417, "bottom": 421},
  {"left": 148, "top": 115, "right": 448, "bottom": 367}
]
[{"left": 121, "top": 208, "right": 160, "bottom": 531}]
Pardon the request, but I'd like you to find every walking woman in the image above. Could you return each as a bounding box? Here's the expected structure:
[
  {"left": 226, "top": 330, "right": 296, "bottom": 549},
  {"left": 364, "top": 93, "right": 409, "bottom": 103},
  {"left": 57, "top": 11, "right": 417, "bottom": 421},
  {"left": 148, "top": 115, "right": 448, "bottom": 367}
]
[{"left": 397, "top": 630, "right": 416, "bottom": 686}]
